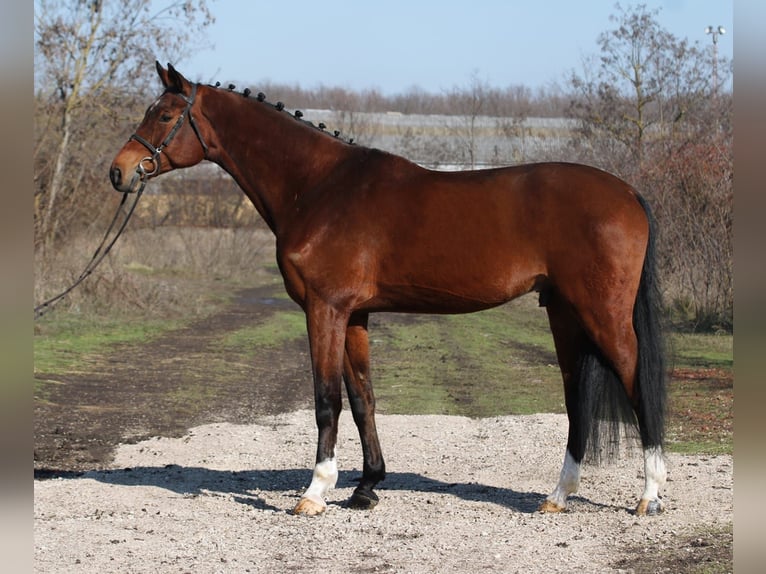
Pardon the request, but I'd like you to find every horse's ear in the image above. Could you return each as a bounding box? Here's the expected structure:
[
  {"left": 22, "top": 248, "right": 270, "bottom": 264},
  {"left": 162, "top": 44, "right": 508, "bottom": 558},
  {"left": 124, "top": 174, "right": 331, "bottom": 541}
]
[
  {"left": 166, "top": 63, "right": 190, "bottom": 94},
  {"left": 156, "top": 60, "right": 170, "bottom": 88},
  {"left": 156, "top": 61, "right": 190, "bottom": 93}
]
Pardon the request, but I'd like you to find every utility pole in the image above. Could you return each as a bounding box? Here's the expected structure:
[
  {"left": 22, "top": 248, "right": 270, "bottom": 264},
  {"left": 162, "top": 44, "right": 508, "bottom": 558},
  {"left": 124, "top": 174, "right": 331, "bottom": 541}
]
[{"left": 705, "top": 25, "right": 726, "bottom": 96}]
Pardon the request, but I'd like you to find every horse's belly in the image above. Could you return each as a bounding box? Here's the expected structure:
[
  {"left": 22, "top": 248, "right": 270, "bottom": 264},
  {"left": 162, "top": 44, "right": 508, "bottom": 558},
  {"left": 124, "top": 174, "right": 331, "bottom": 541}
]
[{"left": 369, "top": 269, "right": 543, "bottom": 314}]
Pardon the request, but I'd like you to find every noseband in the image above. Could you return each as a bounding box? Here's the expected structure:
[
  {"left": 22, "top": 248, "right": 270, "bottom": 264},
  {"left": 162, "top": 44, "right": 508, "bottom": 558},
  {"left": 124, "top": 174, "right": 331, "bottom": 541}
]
[{"left": 127, "top": 83, "right": 209, "bottom": 189}]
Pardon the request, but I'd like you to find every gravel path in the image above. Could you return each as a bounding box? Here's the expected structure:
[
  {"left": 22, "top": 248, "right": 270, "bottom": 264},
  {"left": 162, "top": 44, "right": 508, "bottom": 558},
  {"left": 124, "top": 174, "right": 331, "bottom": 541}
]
[{"left": 34, "top": 410, "right": 732, "bottom": 573}]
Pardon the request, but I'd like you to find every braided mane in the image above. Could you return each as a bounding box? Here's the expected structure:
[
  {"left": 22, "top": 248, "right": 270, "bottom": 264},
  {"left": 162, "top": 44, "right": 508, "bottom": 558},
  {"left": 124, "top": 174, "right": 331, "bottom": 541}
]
[{"left": 208, "top": 81, "right": 356, "bottom": 145}]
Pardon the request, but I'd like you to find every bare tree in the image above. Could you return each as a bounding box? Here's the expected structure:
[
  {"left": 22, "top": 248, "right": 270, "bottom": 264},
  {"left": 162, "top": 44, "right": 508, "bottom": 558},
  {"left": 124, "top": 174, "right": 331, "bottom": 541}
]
[
  {"left": 644, "top": 130, "right": 733, "bottom": 330},
  {"left": 493, "top": 85, "right": 532, "bottom": 163},
  {"left": 567, "top": 3, "right": 711, "bottom": 171},
  {"left": 323, "top": 87, "right": 382, "bottom": 146},
  {"left": 34, "top": 0, "right": 215, "bottom": 252},
  {"left": 444, "top": 72, "right": 491, "bottom": 169},
  {"left": 565, "top": 3, "right": 733, "bottom": 330}
]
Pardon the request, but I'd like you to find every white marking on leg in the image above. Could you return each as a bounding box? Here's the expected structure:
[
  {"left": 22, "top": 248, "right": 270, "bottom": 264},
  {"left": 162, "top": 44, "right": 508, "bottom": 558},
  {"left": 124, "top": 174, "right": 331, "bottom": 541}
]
[
  {"left": 641, "top": 446, "right": 666, "bottom": 502},
  {"left": 302, "top": 454, "right": 338, "bottom": 507},
  {"left": 546, "top": 449, "right": 581, "bottom": 508}
]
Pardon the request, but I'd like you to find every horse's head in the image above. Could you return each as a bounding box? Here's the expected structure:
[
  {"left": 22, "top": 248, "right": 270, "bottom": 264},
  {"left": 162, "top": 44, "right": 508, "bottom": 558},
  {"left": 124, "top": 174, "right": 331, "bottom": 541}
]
[{"left": 110, "top": 61, "right": 210, "bottom": 193}]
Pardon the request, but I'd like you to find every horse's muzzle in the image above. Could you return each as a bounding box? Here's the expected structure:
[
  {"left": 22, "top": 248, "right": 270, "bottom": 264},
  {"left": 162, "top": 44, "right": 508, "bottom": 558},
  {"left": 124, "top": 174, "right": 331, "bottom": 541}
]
[
  {"left": 109, "top": 165, "right": 123, "bottom": 190},
  {"left": 109, "top": 164, "right": 146, "bottom": 194}
]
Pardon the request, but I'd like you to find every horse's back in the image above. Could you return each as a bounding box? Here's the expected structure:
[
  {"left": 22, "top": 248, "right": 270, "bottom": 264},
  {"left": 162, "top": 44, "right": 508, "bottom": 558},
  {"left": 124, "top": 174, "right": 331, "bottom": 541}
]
[
  {"left": 351, "top": 159, "right": 644, "bottom": 236},
  {"left": 282, "top": 158, "right": 649, "bottom": 313},
  {"left": 367, "top": 160, "right": 649, "bottom": 280}
]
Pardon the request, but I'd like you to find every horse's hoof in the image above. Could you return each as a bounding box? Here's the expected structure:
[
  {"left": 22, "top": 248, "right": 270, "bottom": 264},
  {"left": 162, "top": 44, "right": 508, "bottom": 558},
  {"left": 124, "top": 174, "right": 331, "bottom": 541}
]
[
  {"left": 348, "top": 488, "right": 379, "bottom": 510},
  {"left": 635, "top": 497, "right": 664, "bottom": 516},
  {"left": 292, "top": 495, "right": 327, "bottom": 516},
  {"left": 538, "top": 499, "right": 566, "bottom": 513}
]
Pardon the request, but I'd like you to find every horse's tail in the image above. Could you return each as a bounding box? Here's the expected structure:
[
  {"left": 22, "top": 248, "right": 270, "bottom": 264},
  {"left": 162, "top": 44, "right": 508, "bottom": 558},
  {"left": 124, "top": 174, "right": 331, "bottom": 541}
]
[
  {"left": 631, "top": 193, "right": 666, "bottom": 450},
  {"left": 578, "top": 193, "right": 666, "bottom": 462}
]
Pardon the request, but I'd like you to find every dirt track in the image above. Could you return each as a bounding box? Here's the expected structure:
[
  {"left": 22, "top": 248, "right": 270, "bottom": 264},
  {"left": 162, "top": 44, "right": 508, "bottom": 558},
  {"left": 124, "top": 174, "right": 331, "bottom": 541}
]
[{"left": 34, "top": 285, "right": 313, "bottom": 474}]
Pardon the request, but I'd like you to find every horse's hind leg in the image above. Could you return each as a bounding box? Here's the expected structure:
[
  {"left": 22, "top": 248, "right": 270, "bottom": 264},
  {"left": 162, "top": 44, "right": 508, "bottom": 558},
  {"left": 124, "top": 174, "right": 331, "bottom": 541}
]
[
  {"left": 343, "top": 312, "right": 386, "bottom": 509},
  {"left": 565, "top": 287, "right": 667, "bottom": 516}
]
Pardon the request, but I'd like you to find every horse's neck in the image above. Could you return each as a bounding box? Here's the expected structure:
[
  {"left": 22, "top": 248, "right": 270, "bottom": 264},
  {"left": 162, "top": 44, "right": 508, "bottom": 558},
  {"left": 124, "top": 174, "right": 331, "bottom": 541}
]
[{"left": 203, "top": 88, "right": 351, "bottom": 235}]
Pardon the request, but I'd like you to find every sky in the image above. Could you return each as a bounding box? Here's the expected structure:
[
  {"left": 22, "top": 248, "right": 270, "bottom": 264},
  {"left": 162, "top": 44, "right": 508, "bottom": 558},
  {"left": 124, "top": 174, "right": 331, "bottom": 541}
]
[{"left": 178, "top": 0, "right": 734, "bottom": 95}]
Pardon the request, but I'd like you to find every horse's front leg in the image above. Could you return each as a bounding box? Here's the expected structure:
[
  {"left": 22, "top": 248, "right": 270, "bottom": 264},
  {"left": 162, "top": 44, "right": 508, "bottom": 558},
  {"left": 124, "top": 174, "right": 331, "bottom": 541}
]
[
  {"left": 344, "top": 312, "right": 386, "bottom": 509},
  {"left": 293, "top": 300, "right": 348, "bottom": 516}
]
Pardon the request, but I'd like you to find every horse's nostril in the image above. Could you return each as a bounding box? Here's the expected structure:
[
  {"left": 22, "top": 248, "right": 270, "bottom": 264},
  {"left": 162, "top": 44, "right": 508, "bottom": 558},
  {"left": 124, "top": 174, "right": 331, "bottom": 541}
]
[{"left": 110, "top": 166, "right": 122, "bottom": 187}]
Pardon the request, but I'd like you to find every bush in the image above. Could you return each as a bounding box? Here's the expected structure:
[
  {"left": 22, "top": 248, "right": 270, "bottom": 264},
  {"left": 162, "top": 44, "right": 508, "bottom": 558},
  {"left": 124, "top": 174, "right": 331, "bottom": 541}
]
[{"left": 641, "top": 135, "right": 733, "bottom": 331}]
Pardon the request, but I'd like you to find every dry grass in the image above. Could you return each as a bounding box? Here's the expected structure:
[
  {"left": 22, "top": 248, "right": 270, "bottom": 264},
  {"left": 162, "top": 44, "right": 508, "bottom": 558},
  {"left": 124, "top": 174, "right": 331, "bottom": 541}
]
[{"left": 35, "top": 224, "right": 276, "bottom": 320}]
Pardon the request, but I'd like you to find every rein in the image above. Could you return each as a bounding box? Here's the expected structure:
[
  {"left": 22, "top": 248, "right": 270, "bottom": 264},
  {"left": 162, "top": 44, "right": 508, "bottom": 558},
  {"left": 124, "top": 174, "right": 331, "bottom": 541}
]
[
  {"left": 34, "top": 83, "right": 208, "bottom": 320},
  {"left": 34, "top": 187, "right": 144, "bottom": 319}
]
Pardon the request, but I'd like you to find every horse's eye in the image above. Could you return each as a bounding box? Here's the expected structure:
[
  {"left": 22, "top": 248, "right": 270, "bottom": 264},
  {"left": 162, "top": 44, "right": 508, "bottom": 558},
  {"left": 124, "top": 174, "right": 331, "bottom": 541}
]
[{"left": 160, "top": 113, "right": 173, "bottom": 123}]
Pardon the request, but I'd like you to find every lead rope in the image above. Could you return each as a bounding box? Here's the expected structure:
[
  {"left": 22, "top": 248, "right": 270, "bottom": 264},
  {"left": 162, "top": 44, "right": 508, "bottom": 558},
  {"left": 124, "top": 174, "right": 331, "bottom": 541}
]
[
  {"left": 35, "top": 83, "right": 207, "bottom": 320},
  {"left": 34, "top": 185, "right": 145, "bottom": 320}
]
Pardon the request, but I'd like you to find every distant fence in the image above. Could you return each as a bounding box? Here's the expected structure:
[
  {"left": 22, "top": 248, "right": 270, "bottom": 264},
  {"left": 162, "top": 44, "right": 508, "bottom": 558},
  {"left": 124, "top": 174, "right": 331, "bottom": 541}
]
[{"left": 298, "top": 109, "right": 577, "bottom": 168}]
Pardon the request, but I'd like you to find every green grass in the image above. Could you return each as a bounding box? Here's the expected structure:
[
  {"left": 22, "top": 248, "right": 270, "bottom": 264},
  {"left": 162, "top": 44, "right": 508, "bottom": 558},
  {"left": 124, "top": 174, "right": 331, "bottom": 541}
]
[
  {"left": 371, "top": 297, "right": 564, "bottom": 417},
  {"left": 664, "top": 332, "right": 733, "bottom": 455},
  {"left": 669, "top": 331, "right": 733, "bottom": 369},
  {"left": 666, "top": 374, "right": 733, "bottom": 455},
  {"left": 33, "top": 315, "right": 179, "bottom": 374},
  {"left": 217, "top": 310, "right": 307, "bottom": 351}
]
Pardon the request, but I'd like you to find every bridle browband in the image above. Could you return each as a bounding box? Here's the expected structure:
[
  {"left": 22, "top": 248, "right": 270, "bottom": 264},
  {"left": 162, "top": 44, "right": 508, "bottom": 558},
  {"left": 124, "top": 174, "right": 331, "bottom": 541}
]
[{"left": 127, "top": 83, "right": 209, "bottom": 191}]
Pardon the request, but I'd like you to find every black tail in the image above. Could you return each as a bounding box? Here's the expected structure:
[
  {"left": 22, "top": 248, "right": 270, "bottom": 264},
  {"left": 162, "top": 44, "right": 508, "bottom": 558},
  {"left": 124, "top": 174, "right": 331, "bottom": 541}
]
[
  {"left": 577, "top": 193, "right": 666, "bottom": 462},
  {"left": 631, "top": 194, "right": 666, "bottom": 449}
]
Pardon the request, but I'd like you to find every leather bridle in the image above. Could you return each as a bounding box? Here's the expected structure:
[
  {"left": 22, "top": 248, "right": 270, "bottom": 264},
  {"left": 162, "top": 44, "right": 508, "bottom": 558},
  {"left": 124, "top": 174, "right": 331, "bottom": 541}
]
[{"left": 126, "top": 83, "right": 209, "bottom": 191}]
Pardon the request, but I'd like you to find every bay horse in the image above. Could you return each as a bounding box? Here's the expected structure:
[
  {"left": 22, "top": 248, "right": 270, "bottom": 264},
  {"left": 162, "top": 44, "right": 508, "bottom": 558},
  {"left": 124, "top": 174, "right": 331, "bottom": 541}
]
[{"left": 110, "top": 62, "right": 667, "bottom": 517}]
